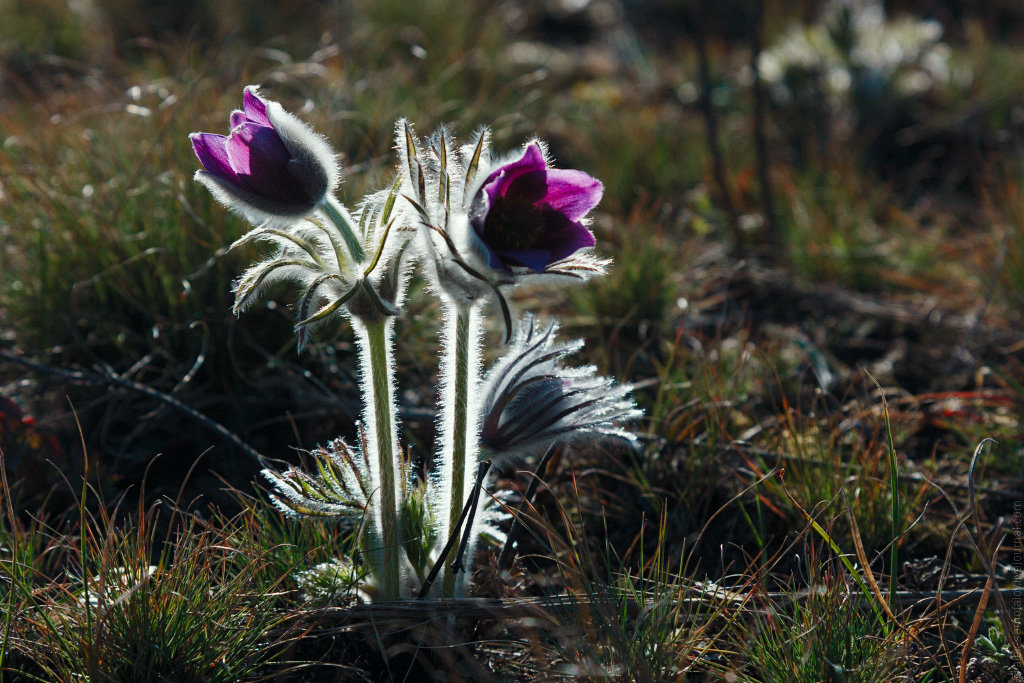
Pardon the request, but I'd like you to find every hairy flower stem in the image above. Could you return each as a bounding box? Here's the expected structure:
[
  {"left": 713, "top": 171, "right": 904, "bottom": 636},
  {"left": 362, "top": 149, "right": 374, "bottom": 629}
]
[
  {"left": 356, "top": 318, "right": 401, "bottom": 598},
  {"left": 322, "top": 195, "right": 365, "bottom": 263},
  {"left": 441, "top": 302, "right": 480, "bottom": 597}
]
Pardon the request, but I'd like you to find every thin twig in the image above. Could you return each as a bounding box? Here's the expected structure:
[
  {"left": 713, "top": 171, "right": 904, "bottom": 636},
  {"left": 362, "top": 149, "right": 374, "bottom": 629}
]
[
  {"left": 417, "top": 461, "right": 491, "bottom": 599},
  {"left": 498, "top": 443, "right": 559, "bottom": 571},
  {"left": 0, "top": 348, "right": 266, "bottom": 464},
  {"left": 452, "top": 460, "right": 493, "bottom": 575}
]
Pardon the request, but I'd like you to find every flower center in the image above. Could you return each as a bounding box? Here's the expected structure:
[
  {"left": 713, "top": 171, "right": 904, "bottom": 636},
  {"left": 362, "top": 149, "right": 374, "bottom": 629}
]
[{"left": 481, "top": 198, "right": 545, "bottom": 251}]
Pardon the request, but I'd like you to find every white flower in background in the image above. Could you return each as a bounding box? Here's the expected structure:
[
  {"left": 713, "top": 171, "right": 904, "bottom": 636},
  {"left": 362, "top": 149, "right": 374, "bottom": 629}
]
[{"left": 759, "top": 0, "right": 958, "bottom": 112}]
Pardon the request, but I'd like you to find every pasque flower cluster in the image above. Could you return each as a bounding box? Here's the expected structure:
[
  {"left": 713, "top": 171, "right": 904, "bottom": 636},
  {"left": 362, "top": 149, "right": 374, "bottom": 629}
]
[{"left": 191, "top": 86, "right": 638, "bottom": 600}]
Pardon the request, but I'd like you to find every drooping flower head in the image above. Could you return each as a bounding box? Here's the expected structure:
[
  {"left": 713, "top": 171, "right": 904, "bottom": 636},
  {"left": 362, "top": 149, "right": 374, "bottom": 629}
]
[
  {"left": 478, "top": 316, "right": 641, "bottom": 461},
  {"left": 470, "top": 143, "right": 602, "bottom": 274},
  {"left": 191, "top": 86, "right": 341, "bottom": 224}
]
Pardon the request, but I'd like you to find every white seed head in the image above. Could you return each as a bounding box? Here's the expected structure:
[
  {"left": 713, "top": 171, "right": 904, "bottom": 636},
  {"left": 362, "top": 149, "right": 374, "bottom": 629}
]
[{"left": 478, "top": 316, "right": 641, "bottom": 463}]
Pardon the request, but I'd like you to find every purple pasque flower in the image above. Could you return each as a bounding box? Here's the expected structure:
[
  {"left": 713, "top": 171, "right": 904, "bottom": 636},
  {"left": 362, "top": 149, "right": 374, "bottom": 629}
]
[
  {"left": 190, "top": 86, "right": 340, "bottom": 223},
  {"left": 469, "top": 143, "right": 603, "bottom": 273},
  {"left": 397, "top": 124, "right": 609, "bottom": 329}
]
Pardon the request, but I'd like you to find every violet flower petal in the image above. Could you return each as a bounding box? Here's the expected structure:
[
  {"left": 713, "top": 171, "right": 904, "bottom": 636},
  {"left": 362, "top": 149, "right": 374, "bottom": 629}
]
[
  {"left": 224, "top": 128, "right": 253, "bottom": 173},
  {"left": 539, "top": 169, "right": 603, "bottom": 222},
  {"left": 482, "top": 143, "right": 547, "bottom": 208},
  {"left": 478, "top": 192, "right": 597, "bottom": 272},
  {"left": 500, "top": 170, "right": 548, "bottom": 204},
  {"left": 473, "top": 143, "right": 601, "bottom": 272},
  {"left": 533, "top": 216, "right": 596, "bottom": 262},
  {"left": 195, "top": 169, "right": 316, "bottom": 218},
  {"left": 242, "top": 86, "right": 272, "bottom": 126},
  {"left": 493, "top": 248, "right": 551, "bottom": 272},
  {"left": 228, "top": 122, "right": 304, "bottom": 202},
  {"left": 191, "top": 86, "right": 339, "bottom": 222},
  {"left": 190, "top": 133, "right": 236, "bottom": 180}
]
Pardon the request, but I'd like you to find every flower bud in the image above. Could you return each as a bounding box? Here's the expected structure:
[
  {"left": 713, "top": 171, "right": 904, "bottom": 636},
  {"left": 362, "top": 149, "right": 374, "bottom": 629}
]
[{"left": 191, "top": 86, "right": 340, "bottom": 225}]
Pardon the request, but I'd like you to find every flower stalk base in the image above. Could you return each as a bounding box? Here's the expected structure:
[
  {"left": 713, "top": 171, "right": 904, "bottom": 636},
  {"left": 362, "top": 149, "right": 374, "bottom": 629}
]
[{"left": 356, "top": 318, "right": 401, "bottom": 598}]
